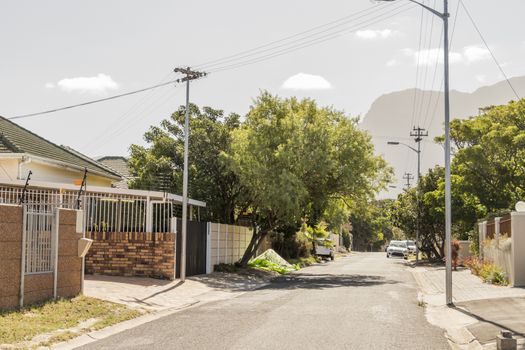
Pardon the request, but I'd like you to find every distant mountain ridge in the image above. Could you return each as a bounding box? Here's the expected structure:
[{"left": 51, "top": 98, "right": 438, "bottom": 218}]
[{"left": 361, "top": 76, "right": 525, "bottom": 197}]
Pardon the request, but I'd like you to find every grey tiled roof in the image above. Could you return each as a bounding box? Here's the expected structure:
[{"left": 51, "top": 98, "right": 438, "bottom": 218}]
[{"left": 0, "top": 115, "right": 121, "bottom": 179}]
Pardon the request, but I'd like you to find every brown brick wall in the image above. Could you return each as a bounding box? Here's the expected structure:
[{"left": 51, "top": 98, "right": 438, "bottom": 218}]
[
  {"left": 85, "top": 232, "right": 176, "bottom": 280},
  {"left": 56, "top": 209, "right": 82, "bottom": 298},
  {"left": 0, "top": 205, "right": 23, "bottom": 309},
  {"left": 0, "top": 206, "right": 83, "bottom": 310}
]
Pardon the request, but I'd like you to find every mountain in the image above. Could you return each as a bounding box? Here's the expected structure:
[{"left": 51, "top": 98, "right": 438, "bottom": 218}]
[{"left": 360, "top": 76, "right": 525, "bottom": 198}]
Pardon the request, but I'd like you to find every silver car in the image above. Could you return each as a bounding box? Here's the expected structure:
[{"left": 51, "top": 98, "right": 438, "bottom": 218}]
[
  {"left": 406, "top": 240, "right": 417, "bottom": 255},
  {"left": 386, "top": 241, "right": 408, "bottom": 259}
]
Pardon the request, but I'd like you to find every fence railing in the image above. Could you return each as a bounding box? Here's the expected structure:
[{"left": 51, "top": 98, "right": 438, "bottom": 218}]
[
  {"left": 24, "top": 205, "right": 55, "bottom": 274},
  {"left": 0, "top": 184, "right": 190, "bottom": 234}
]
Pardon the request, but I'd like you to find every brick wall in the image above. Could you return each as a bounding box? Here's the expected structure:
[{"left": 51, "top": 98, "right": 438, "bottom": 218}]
[
  {"left": 0, "top": 205, "right": 23, "bottom": 309},
  {"left": 85, "top": 232, "right": 176, "bottom": 279},
  {"left": 0, "top": 205, "right": 83, "bottom": 310}
]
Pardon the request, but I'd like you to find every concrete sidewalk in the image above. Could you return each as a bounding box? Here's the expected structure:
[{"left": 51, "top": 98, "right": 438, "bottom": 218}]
[
  {"left": 412, "top": 265, "right": 525, "bottom": 349},
  {"left": 84, "top": 270, "right": 273, "bottom": 312}
]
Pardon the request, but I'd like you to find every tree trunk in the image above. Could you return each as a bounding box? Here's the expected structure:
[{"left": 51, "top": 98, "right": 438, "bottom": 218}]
[{"left": 238, "top": 227, "right": 269, "bottom": 266}]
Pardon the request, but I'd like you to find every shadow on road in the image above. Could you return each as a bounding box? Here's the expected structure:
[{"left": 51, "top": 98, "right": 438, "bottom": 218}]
[{"left": 261, "top": 273, "right": 399, "bottom": 290}]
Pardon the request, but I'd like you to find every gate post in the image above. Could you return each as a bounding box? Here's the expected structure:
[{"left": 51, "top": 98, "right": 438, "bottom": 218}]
[
  {"left": 19, "top": 205, "right": 27, "bottom": 308},
  {"left": 206, "top": 222, "right": 212, "bottom": 274},
  {"left": 171, "top": 217, "right": 177, "bottom": 280},
  {"left": 53, "top": 207, "right": 60, "bottom": 299}
]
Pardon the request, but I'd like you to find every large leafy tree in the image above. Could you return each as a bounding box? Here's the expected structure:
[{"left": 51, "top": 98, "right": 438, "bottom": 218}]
[
  {"left": 128, "top": 104, "right": 243, "bottom": 223},
  {"left": 445, "top": 99, "right": 525, "bottom": 212},
  {"left": 391, "top": 166, "right": 486, "bottom": 259},
  {"left": 350, "top": 199, "right": 394, "bottom": 252},
  {"left": 228, "top": 92, "right": 392, "bottom": 264}
]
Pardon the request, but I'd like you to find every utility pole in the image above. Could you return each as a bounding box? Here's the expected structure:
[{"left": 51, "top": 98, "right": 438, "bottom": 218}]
[
  {"left": 173, "top": 67, "right": 207, "bottom": 282},
  {"left": 378, "top": 0, "right": 453, "bottom": 306},
  {"left": 410, "top": 126, "right": 428, "bottom": 264},
  {"left": 443, "top": 0, "right": 453, "bottom": 306},
  {"left": 403, "top": 172, "right": 414, "bottom": 190}
]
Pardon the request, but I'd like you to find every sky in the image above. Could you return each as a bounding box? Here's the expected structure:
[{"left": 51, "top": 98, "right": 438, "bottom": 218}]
[{"left": 1, "top": 0, "right": 525, "bottom": 181}]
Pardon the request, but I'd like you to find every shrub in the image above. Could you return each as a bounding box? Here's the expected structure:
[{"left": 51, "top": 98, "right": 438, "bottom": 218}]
[
  {"left": 479, "top": 263, "right": 508, "bottom": 285},
  {"left": 467, "top": 229, "right": 479, "bottom": 256},
  {"left": 248, "top": 258, "right": 297, "bottom": 275},
  {"left": 463, "top": 257, "right": 508, "bottom": 286}
]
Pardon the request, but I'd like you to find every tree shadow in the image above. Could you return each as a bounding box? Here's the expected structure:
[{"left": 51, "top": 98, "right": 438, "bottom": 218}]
[
  {"left": 260, "top": 273, "right": 399, "bottom": 291},
  {"left": 189, "top": 272, "right": 273, "bottom": 292}
]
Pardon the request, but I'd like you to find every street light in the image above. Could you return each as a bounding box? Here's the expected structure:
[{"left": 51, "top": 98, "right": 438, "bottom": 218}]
[
  {"left": 379, "top": 0, "right": 452, "bottom": 305},
  {"left": 387, "top": 141, "right": 421, "bottom": 264}
]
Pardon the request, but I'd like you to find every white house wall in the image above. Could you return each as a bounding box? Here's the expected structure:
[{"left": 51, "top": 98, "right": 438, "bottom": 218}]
[{"left": 0, "top": 158, "right": 114, "bottom": 187}]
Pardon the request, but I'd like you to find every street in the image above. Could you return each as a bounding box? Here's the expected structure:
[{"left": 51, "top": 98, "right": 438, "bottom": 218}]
[{"left": 77, "top": 253, "right": 450, "bottom": 350}]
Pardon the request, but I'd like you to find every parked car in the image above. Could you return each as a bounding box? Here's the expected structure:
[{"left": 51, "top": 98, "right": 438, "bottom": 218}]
[
  {"left": 315, "top": 239, "right": 335, "bottom": 260},
  {"left": 386, "top": 241, "right": 408, "bottom": 259},
  {"left": 406, "top": 240, "right": 417, "bottom": 255}
]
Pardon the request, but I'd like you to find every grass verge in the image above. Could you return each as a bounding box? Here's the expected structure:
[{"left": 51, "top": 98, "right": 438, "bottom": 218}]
[
  {"left": 0, "top": 296, "right": 142, "bottom": 348},
  {"left": 287, "top": 256, "right": 320, "bottom": 268}
]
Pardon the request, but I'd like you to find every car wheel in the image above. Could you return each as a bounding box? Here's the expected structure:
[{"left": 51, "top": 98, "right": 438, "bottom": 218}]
[{"left": 386, "top": 253, "right": 390, "bottom": 258}]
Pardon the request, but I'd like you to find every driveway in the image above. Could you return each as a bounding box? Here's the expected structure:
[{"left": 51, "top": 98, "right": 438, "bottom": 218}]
[{"left": 76, "top": 253, "right": 450, "bottom": 350}]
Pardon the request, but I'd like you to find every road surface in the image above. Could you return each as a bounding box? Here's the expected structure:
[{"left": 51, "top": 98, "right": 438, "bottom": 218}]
[{"left": 78, "top": 253, "right": 449, "bottom": 350}]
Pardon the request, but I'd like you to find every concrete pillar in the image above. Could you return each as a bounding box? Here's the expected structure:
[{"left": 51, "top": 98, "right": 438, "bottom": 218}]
[
  {"left": 479, "top": 221, "right": 487, "bottom": 259},
  {"left": 495, "top": 217, "right": 501, "bottom": 240},
  {"left": 145, "top": 197, "right": 153, "bottom": 233},
  {"left": 206, "top": 222, "right": 212, "bottom": 274},
  {"left": 510, "top": 212, "right": 525, "bottom": 287}
]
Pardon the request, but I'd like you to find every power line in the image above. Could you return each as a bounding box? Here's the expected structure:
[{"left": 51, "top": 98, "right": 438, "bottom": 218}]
[
  {"left": 208, "top": 3, "right": 415, "bottom": 73},
  {"left": 424, "top": 0, "right": 461, "bottom": 132},
  {"left": 410, "top": 6, "right": 425, "bottom": 129},
  {"left": 417, "top": 0, "right": 438, "bottom": 127},
  {"left": 9, "top": 79, "right": 178, "bottom": 120},
  {"left": 8, "top": 3, "right": 412, "bottom": 121},
  {"left": 459, "top": 0, "right": 520, "bottom": 100},
  {"left": 195, "top": 3, "right": 385, "bottom": 70},
  {"left": 80, "top": 72, "right": 177, "bottom": 150}
]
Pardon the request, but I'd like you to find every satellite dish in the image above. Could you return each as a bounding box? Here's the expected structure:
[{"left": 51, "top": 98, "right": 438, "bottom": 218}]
[{"left": 516, "top": 201, "right": 525, "bottom": 212}]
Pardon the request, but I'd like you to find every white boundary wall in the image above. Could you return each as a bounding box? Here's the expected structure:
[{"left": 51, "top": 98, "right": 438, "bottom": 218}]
[
  {"left": 207, "top": 223, "right": 253, "bottom": 272},
  {"left": 479, "top": 212, "right": 525, "bottom": 287}
]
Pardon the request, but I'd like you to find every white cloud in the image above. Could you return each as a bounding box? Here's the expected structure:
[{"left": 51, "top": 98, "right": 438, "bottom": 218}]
[
  {"left": 281, "top": 73, "right": 332, "bottom": 90},
  {"left": 476, "top": 74, "right": 487, "bottom": 83},
  {"left": 49, "top": 73, "right": 119, "bottom": 94},
  {"left": 355, "top": 29, "right": 396, "bottom": 40},
  {"left": 402, "top": 45, "right": 491, "bottom": 66},
  {"left": 463, "top": 45, "right": 491, "bottom": 63},
  {"left": 402, "top": 48, "right": 462, "bottom": 66},
  {"left": 386, "top": 59, "right": 398, "bottom": 67}
]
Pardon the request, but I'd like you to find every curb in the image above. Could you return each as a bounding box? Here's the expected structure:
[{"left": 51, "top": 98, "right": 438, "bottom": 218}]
[
  {"left": 51, "top": 280, "right": 272, "bottom": 350},
  {"left": 410, "top": 269, "right": 482, "bottom": 350},
  {"left": 51, "top": 300, "right": 201, "bottom": 350}
]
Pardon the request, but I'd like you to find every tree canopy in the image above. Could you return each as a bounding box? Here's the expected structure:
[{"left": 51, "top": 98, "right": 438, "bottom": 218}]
[
  {"left": 128, "top": 104, "right": 243, "bottom": 223},
  {"left": 228, "top": 92, "right": 392, "bottom": 263},
  {"left": 446, "top": 99, "right": 525, "bottom": 212}
]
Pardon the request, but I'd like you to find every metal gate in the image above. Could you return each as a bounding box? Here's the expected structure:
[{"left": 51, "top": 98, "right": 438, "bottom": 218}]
[
  {"left": 175, "top": 219, "right": 207, "bottom": 278},
  {"left": 20, "top": 204, "right": 58, "bottom": 306}
]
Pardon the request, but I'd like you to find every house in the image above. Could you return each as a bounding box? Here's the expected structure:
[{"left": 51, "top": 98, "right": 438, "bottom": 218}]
[
  {"left": 97, "top": 156, "right": 131, "bottom": 189},
  {"left": 0, "top": 116, "right": 122, "bottom": 187}
]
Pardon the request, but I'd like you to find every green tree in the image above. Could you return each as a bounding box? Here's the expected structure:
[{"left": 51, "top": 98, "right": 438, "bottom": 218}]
[
  {"left": 391, "top": 166, "right": 486, "bottom": 259},
  {"left": 229, "top": 92, "right": 392, "bottom": 265},
  {"left": 350, "top": 199, "right": 393, "bottom": 251},
  {"left": 128, "top": 104, "right": 243, "bottom": 223},
  {"left": 443, "top": 99, "right": 525, "bottom": 212}
]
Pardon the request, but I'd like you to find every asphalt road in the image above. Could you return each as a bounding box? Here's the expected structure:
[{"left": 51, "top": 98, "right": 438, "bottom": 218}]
[{"left": 77, "top": 253, "right": 450, "bottom": 350}]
